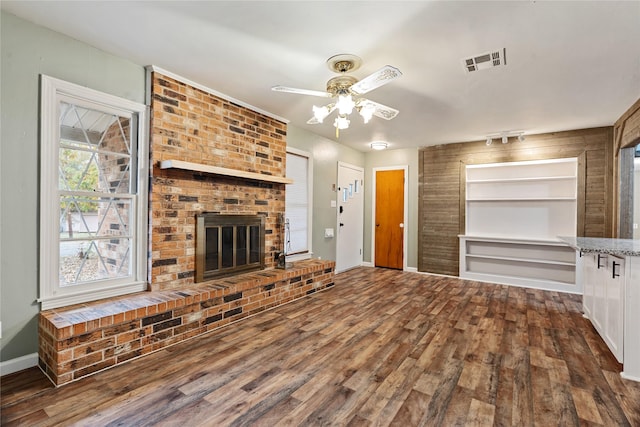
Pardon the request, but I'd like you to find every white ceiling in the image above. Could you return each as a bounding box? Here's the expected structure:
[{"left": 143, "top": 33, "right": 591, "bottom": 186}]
[{"left": 3, "top": 1, "right": 640, "bottom": 152}]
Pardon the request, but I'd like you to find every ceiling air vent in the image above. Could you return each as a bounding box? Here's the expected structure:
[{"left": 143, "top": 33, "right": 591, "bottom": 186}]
[{"left": 463, "top": 48, "right": 506, "bottom": 73}]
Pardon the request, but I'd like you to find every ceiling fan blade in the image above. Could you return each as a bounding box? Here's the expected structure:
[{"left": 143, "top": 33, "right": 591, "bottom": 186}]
[
  {"left": 359, "top": 99, "right": 399, "bottom": 120},
  {"left": 271, "top": 85, "right": 332, "bottom": 98},
  {"left": 350, "top": 65, "right": 402, "bottom": 95}
]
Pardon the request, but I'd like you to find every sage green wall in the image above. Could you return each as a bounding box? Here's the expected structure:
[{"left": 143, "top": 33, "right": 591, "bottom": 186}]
[
  {"left": 364, "top": 148, "right": 419, "bottom": 269},
  {"left": 286, "top": 125, "right": 365, "bottom": 263},
  {"left": 0, "top": 12, "right": 145, "bottom": 362}
]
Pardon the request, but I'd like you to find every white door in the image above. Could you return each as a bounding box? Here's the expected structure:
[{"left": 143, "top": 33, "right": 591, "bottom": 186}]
[{"left": 335, "top": 162, "right": 364, "bottom": 273}]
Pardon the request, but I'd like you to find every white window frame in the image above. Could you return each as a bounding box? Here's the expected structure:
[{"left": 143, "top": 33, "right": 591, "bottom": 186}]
[
  {"left": 285, "top": 147, "right": 313, "bottom": 261},
  {"left": 39, "top": 75, "right": 149, "bottom": 310}
]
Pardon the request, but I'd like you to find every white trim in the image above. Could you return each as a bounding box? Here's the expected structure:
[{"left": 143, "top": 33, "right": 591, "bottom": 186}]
[
  {"left": 38, "top": 281, "right": 148, "bottom": 310},
  {"left": 361, "top": 261, "right": 374, "bottom": 268},
  {"left": 286, "top": 252, "right": 313, "bottom": 262},
  {"left": 286, "top": 147, "right": 313, "bottom": 257},
  {"left": 146, "top": 65, "right": 289, "bottom": 123},
  {"left": 0, "top": 353, "right": 38, "bottom": 377},
  {"left": 371, "top": 165, "right": 409, "bottom": 270},
  {"left": 39, "top": 75, "right": 149, "bottom": 310},
  {"left": 405, "top": 267, "right": 418, "bottom": 273}
]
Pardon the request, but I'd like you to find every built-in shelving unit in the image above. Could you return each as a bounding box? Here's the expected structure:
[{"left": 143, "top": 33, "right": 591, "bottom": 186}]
[
  {"left": 159, "top": 159, "right": 293, "bottom": 184},
  {"left": 460, "top": 158, "right": 579, "bottom": 292}
]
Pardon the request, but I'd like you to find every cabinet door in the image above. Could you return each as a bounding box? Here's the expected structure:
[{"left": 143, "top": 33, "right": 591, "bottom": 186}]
[
  {"left": 592, "top": 254, "right": 608, "bottom": 335},
  {"left": 582, "top": 253, "right": 596, "bottom": 318},
  {"left": 604, "top": 255, "right": 625, "bottom": 363}
]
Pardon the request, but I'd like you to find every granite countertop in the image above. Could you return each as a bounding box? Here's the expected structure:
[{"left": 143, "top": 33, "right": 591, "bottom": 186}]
[{"left": 559, "top": 236, "right": 640, "bottom": 257}]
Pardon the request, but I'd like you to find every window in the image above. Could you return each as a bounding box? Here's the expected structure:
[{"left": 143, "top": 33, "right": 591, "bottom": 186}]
[
  {"left": 39, "top": 75, "right": 148, "bottom": 309},
  {"left": 285, "top": 148, "right": 312, "bottom": 260}
]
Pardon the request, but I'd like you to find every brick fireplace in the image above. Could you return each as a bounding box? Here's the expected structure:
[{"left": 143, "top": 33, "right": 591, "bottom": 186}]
[
  {"left": 38, "top": 69, "right": 335, "bottom": 386},
  {"left": 149, "top": 71, "right": 287, "bottom": 291}
]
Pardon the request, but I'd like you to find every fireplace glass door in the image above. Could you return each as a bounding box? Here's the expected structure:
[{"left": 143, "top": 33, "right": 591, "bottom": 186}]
[{"left": 196, "top": 214, "right": 265, "bottom": 282}]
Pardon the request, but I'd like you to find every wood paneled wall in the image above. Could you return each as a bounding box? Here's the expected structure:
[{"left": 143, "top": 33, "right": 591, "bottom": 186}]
[{"left": 418, "top": 127, "right": 613, "bottom": 276}]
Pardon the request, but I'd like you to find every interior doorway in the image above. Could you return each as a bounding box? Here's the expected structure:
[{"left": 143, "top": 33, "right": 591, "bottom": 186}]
[
  {"left": 372, "top": 167, "right": 407, "bottom": 270},
  {"left": 335, "top": 162, "right": 364, "bottom": 273}
]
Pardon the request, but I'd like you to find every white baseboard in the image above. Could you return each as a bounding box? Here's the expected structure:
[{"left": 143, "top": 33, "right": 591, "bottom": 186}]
[
  {"left": 361, "top": 262, "right": 374, "bottom": 268},
  {"left": 404, "top": 267, "right": 418, "bottom": 273},
  {"left": 0, "top": 353, "right": 39, "bottom": 377}
]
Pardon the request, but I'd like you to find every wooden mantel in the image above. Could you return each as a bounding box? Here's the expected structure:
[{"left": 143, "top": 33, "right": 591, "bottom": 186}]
[{"left": 159, "top": 159, "right": 293, "bottom": 184}]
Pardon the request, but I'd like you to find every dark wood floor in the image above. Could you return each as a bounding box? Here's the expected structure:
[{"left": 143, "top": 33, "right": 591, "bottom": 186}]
[{"left": 2, "top": 268, "right": 640, "bottom": 426}]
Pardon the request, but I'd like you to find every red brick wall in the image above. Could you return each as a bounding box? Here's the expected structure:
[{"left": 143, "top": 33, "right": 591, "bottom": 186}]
[{"left": 149, "top": 72, "right": 288, "bottom": 291}]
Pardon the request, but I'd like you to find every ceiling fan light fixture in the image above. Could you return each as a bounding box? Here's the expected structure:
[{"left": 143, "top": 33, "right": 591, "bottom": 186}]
[
  {"left": 312, "top": 105, "right": 330, "bottom": 123},
  {"left": 370, "top": 141, "right": 388, "bottom": 150},
  {"left": 359, "top": 104, "right": 375, "bottom": 123},
  {"left": 336, "top": 94, "right": 355, "bottom": 115},
  {"left": 334, "top": 114, "right": 350, "bottom": 130}
]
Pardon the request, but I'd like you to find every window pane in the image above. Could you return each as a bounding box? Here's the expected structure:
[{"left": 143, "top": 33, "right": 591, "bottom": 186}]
[
  {"left": 285, "top": 152, "right": 309, "bottom": 254},
  {"left": 59, "top": 102, "right": 131, "bottom": 194},
  {"left": 59, "top": 196, "right": 131, "bottom": 238},
  {"left": 59, "top": 238, "right": 131, "bottom": 286}
]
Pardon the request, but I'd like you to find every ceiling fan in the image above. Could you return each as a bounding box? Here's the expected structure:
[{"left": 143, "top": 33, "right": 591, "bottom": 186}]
[{"left": 272, "top": 54, "right": 402, "bottom": 137}]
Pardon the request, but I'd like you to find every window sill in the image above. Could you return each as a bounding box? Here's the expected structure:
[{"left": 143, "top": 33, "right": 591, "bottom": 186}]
[{"left": 39, "top": 281, "right": 148, "bottom": 310}]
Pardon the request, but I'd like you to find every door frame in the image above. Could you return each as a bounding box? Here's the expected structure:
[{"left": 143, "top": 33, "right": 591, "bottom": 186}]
[
  {"left": 371, "top": 165, "right": 409, "bottom": 271},
  {"left": 335, "top": 161, "right": 365, "bottom": 273}
]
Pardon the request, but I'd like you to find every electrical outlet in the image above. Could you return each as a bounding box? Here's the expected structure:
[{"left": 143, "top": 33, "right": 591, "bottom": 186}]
[{"left": 634, "top": 223, "right": 638, "bottom": 229}]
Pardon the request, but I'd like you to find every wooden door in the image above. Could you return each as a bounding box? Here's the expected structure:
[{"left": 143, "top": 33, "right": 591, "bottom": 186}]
[{"left": 375, "top": 169, "right": 404, "bottom": 269}]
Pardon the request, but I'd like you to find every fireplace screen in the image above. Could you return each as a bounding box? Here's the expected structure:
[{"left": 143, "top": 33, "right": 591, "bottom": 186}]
[{"left": 196, "top": 214, "right": 265, "bottom": 282}]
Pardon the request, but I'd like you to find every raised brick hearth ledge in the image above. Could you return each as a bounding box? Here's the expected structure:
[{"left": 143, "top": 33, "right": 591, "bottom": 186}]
[{"left": 39, "top": 259, "right": 335, "bottom": 386}]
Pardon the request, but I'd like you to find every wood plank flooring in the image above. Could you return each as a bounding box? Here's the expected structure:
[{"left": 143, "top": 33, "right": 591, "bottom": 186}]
[{"left": 2, "top": 268, "right": 640, "bottom": 426}]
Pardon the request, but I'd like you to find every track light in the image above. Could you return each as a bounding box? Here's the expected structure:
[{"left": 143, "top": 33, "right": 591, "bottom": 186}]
[{"left": 484, "top": 131, "right": 525, "bottom": 146}]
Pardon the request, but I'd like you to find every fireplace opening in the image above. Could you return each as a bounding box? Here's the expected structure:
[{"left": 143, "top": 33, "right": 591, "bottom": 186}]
[{"left": 196, "top": 213, "right": 265, "bottom": 282}]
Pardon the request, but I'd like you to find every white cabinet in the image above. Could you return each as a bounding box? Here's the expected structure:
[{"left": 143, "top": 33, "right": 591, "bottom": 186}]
[
  {"left": 581, "top": 252, "right": 625, "bottom": 363},
  {"left": 460, "top": 236, "right": 577, "bottom": 292},
  {"left": 461, "top": 158, "right": 579, "bottom": 292},
  {"left": 604, "top": 255, "right": 625, "bottom": 363}
]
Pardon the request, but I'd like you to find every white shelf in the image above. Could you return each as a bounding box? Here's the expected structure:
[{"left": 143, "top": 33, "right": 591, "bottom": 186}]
[
  {"left": 465, "top": 253, "right": 575, "bottom": 267},
  {"left": 159, "top": 159, "right": 293, "bottom": 184},
  {"left": 458, "top": 235, "right": 568, "bottom": 245},
  {"left": 467, "top": 175, "right": 577, "bottom": 184},
  {"left": 462, "top": 157, "right": 578, "bottom": 292},
  {"left": 467, "top": 197, "right": 577, "bottom": 202}
]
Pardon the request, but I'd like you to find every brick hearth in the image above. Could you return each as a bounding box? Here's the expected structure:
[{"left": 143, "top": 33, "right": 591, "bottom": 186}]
[{"left": 39, "top": 260, "right": 335, "bottom": 385}]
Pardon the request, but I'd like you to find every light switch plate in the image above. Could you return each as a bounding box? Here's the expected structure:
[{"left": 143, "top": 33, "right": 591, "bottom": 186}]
[
  {"left": 330, "top": 200, "right": 337, "bottom": 208},
  {"left": 324, "top": 228, "right": 334, "bottom": 238}
]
